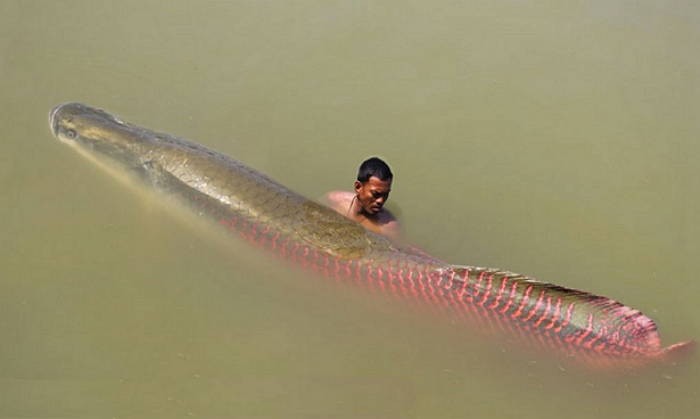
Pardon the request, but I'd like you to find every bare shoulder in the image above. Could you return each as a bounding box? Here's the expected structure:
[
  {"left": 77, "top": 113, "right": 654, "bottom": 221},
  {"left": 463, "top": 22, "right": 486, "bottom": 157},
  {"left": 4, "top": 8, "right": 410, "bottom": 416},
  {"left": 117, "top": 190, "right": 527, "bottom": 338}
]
[
  {"left": 324, "top": 190, "right": 354, "bottom": 202},
  {"left": 379, "top": 217, "right": 401, "bottom": 241},
  {"left": 375, "top": 209, "right": 401, "bottom": 239},
  {"left": 376, "top": 207, "right": 398, "bottom": 224},
  {"left": 322, "top": 190, "right": 354, "bottom": 213}
]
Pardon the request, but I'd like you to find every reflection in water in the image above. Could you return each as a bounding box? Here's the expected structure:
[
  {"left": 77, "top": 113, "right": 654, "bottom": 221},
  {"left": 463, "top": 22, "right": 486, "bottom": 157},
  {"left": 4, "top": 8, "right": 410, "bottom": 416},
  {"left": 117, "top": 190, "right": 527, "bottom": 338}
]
[{"left": 1, "top": 1, "right": 698, "bottom": 418}]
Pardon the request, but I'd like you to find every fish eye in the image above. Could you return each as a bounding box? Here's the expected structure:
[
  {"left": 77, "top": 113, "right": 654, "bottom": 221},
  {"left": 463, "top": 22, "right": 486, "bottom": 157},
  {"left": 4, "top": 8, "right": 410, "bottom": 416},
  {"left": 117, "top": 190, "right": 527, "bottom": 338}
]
[{"left": 65, "top": 129, "right": 77, "bottom": 139}]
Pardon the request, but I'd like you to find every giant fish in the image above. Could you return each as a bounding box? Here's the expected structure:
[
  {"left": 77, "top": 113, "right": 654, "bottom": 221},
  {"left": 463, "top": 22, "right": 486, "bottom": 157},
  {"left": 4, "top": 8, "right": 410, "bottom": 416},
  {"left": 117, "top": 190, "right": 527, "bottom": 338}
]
[{"left": 49, "top": 103, "right": 694, "bottom": 370}]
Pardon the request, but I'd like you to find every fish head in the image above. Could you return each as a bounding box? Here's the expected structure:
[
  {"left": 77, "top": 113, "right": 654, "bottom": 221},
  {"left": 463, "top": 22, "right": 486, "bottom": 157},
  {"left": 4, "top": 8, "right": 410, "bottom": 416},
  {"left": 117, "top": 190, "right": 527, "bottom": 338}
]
[{"left": 49, "top": 102, "right": 149, "bottom": 171}]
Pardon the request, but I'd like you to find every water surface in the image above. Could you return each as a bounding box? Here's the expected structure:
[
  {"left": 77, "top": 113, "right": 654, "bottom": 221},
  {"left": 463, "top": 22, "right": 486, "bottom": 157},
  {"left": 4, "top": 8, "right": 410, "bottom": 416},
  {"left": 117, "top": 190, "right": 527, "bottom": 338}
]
[{"left": 1, "top": 1, "right": 698, "bottom": 417}]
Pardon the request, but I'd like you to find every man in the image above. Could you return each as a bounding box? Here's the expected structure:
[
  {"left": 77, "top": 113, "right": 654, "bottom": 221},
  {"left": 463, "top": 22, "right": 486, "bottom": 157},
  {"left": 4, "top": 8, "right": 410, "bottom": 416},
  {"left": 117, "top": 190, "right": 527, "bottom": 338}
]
[{"left": 324, "top": 157, "right": 400, "bottom": 240}]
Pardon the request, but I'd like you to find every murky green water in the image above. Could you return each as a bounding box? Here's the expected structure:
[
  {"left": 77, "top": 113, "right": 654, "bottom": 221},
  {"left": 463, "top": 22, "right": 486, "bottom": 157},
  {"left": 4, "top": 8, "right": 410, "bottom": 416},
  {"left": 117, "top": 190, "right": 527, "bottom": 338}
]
[{"left": 1, "top": 1, "right": 698, "bottom": 417}]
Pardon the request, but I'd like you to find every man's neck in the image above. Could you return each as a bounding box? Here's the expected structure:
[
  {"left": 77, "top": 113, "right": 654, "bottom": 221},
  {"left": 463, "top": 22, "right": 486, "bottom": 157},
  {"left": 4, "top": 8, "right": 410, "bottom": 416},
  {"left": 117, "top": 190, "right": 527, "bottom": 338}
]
[{"left": 349, "top": 195, "right": 374, "bottom": 219}]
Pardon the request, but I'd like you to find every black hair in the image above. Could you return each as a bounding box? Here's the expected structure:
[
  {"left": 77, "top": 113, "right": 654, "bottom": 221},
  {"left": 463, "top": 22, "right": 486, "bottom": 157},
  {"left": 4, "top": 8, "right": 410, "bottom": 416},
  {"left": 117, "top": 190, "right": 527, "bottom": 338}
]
[{"left": 357, "top": 157, "right": 393, "bottom": 182}]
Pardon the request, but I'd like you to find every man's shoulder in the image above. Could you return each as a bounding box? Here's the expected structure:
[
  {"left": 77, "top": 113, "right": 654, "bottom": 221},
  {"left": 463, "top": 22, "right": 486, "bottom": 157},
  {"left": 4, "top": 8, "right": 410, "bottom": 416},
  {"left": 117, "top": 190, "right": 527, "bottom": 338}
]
[
  {"left": 324, "top": 190, "right": 354, "bottom": 201},
  {"left": 322, "top": 190, "right": 354, "bottom": 212},
  {"left": 376, "top": 208, "right": 398, "bottom": 224},
  {"left": 375, "top": 211, "right": 400, "bottom": 240},
  {"left": 324, "top": 190, "right": 354, "bottom": 206}
]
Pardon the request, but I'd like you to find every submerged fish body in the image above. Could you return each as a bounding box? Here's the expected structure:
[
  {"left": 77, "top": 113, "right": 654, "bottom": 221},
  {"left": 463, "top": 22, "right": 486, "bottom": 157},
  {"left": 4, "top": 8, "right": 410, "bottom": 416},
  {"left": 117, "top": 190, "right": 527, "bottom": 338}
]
[{"left": 49, "top": 103, "right": 694, "bottom": 370}]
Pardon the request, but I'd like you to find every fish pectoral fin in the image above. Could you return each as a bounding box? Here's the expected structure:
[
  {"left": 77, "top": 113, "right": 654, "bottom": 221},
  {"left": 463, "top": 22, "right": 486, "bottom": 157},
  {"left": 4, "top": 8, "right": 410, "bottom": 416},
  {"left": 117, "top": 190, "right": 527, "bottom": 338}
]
[
  {"left": 133, "top": 159, "right": 172, "bottom": 189},
  {"left": 140, "top": 159, "right": 159, "bottom": 171}
]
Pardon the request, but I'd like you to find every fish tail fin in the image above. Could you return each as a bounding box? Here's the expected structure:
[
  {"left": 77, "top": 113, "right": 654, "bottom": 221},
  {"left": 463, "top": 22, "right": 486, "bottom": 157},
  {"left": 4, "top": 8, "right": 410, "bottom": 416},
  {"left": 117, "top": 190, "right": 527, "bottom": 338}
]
[{"left": 657, "top": 340, "right": 696, "bottom": 363}]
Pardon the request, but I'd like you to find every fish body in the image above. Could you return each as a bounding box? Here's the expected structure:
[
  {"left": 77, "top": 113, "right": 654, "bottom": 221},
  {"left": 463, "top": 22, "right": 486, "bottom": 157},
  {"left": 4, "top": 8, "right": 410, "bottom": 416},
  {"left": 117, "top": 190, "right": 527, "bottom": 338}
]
[{"left": 49, "top": 103, "right": 694, "bottom": 369}]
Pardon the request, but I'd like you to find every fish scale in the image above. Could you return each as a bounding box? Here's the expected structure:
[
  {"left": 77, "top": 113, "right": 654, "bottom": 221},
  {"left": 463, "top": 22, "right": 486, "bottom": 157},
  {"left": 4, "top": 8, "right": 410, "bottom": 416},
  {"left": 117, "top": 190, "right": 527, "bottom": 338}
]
[{"left": 49, "top": 102, "right": 694, "bottom": 370}]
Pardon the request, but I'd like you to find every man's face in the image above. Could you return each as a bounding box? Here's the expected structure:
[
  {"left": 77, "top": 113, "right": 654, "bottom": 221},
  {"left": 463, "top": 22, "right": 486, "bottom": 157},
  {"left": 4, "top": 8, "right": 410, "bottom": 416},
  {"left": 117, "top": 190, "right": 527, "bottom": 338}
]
[{"left": 355, "top": 176, "right": 392, "bottom": 215}]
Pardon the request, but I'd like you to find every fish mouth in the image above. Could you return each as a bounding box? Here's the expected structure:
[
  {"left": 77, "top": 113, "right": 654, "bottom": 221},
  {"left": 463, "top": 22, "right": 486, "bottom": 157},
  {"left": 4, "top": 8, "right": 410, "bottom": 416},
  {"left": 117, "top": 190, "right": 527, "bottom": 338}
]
[{"left": 49, "top": 104, "right": 63, "bottom": 136}]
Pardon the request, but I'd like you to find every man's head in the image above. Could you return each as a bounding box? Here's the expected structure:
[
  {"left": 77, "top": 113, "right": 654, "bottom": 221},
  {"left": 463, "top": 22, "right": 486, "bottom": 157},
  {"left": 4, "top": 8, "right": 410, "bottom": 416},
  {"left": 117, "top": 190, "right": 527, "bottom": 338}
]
[{"left": 354, "top": 157, "right": 393, "bottom": 216}]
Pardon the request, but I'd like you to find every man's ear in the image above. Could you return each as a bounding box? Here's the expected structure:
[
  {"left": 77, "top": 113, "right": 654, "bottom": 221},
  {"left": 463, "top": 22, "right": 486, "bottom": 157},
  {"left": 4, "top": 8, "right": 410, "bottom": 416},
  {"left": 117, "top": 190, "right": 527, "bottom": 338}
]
[{"left": 353, "top": 180, "right": 362, "bottom": 192}]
